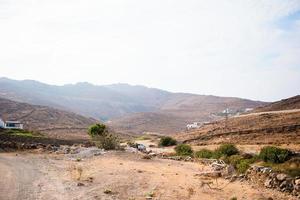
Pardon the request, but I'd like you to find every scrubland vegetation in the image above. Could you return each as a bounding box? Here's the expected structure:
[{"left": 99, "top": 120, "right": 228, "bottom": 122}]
[
  {"left": 159, "top": 136, "right": 177, "bottom": 147},
  {"left": 88, "top": 124, "right": 120, "bottom": 150},
  {"left": 172, "top": 142, "right": 300, "bottom": 176}
]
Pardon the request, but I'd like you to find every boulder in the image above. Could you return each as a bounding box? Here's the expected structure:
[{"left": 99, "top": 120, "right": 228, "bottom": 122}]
[
  {"left": 264, "top": 178, "right": 273, "bottom": 188},
  {"left": 276, "top": 173, "right": 288, "bottom": 181},
  {"left": 295, "top": 179, "right": 300, "bottom": 186}
]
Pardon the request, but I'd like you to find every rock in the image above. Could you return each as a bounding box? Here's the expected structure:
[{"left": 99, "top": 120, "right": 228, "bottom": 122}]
[
  {"left": 264, "top": 178, "right": 273, "bottom": 188},
  {"left": 142, "top": 155, "right": 152, "bottom": 160},
  {"left": 276, "top": 173, "right": 288, "bottom": 181},
  {"left": 184, "top": 156, "right": 193, "bottom": 162},
  {"left": 261, "top": 167, "right": 272, "bottom": 174},
  {"left": 295, "top": 179, "right": 300, "bottom": 186},
  {"left": 280, "top": 180, "right": 293, "bottom": 192},
  {"left": 148, "top": 152, "right": 156, "bottom": 157},
  {"left": 230, "top": 175, "right": 238, "bottom": 182},
  {"left": 77, "top": 182, "right": 85, "bottom": 186},
  {"left": 224, "top": 165, "right": 235, "bottom": 176},
  {"left": 137, "top": 144, "right": 146, "bottom": 152}
]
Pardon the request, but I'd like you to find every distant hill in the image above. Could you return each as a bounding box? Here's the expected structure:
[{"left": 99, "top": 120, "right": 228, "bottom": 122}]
[
  {"left": 0, "top": 78, "right": 171, "bottom": 120},
  {"left": 0, "top": 97, "right": 99, "bottom": 140},
  {"left": 253, "top": 95, "right": 300, "bottom": 112},
  {"left": 109, "top": 94, "right": 265, "bottom": 135},
  {"left": 0, "top": 77, "right": 267, "bottom": 134},
  {"left": 176, "top": 96, "right": 300, "bottom": 145}
]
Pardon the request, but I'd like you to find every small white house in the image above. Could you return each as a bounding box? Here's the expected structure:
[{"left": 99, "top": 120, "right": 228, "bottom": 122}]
[
  {"left": 5, "top": 121, "right": 24, "bottom": 129},
  {"left": 0, "top": 118, "right": 24, "bottom": 129},
  {"left": 186, "top": 122, "right": 201, "bottom": 130}
]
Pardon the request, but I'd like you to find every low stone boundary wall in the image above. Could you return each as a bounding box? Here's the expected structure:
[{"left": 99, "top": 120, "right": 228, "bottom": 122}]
[{"left": 245, "top": 166, "right": 300, "bottom": 197}]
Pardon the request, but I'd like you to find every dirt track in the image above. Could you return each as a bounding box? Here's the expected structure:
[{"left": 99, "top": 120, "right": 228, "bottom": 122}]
[{"left": 0, "top": 151, "right": 297, "bottom": 200}]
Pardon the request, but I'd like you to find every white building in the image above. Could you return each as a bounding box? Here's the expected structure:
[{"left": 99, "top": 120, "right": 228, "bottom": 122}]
[
  {"left": 0, "top": 118, "right": 24, "bottom": 129},
  {"left": 186, "top": 122, "right": 201, "bottom": 130},
  {"left": 5, "top": 121, "right": 24, "bottom": 129}
]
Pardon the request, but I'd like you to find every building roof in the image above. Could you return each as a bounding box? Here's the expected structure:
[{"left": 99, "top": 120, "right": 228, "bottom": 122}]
[{"left": 5, "top": 121, "right": 22, "bottom": 124}]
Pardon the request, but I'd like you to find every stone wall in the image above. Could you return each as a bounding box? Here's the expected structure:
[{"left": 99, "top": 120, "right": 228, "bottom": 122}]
[{"left": 245, "top": 166, "right": 300, "bottom": 197}]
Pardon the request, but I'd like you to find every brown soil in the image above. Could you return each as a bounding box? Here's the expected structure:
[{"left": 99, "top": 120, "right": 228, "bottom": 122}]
[
  {"left": 0, "top": 151, "right": 297, "bottom": 200},
  {"left": 176, "top": 110, "right": 300, "bottom": 145}
]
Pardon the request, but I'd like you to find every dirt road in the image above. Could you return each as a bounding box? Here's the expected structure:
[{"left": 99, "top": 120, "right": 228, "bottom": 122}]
[{"left": 0, "top": 151, "right": 297, "bottom": 200}]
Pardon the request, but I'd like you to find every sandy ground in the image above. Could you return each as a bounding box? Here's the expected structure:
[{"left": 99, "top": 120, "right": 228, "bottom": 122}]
[{"left": 0, "top": 151, "right": 298, "bottom": 200}]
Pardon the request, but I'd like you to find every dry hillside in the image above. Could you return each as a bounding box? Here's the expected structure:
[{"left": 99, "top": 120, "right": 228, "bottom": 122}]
[
  {"left": 176, "top": 110, "right": 300, "bottom": 145},
  {"left": 0, "top": 78, "right": 265, "bottom": 127},
  {"left": 254, "top": 95, "right": 300, "bottom": 112},
  {"left": 109, "top": 95, "right": 265, "bottom": 135},
  {"left": 0, "top": 97, "right": 98, "bottom": 140}
]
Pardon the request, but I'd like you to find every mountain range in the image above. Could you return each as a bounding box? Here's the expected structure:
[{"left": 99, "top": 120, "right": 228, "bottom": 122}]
[{"left": 0, "top": 77, "right": 267, "bottom": 135}]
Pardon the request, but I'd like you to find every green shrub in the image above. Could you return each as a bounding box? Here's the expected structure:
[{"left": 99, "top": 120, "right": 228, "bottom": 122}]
[
  {"left": 259, "top": 146, "right": 292, "bottom": 163},
  {"left": 175, "top": 144, "right": 193, "bottom": 156},
  {"left": 215, "top": 144, "right": 239, "bottom": 157},
  {"left": 228, "top": 155, "right": 244, "bottom": 166},
  {"left": 159, "top": 136, "right": 177, "bottom": 147},
  {"left": 94, "top": 134, "right": 119, "bottom": 150},
  {"left": 262, "top": 157, "right": 300, "bottom": 177},
  {"left": 236, "top": 160, "right": 251, "bottom": 174},
  {"left": 88, "top": 124, "right": 119, "bottom": 150},
  {"left": 88, "top": 123, "right": 107, "bottom": 137},
  {"left": 226, "top": 154, "right": 259, "bottom": 174},
  {"left": 195, "top": 149, "right": 214, "bottom": 159}
]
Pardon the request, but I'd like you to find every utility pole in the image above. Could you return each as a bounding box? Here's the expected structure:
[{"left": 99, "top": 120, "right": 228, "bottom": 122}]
[{"left": 225, "top": 108, "right": 229, "bottom": 129}]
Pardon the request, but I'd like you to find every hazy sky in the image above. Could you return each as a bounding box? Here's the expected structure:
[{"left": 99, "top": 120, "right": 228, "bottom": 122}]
[{"left": 0, "top": 0, "right": 300, "bottom": 101}]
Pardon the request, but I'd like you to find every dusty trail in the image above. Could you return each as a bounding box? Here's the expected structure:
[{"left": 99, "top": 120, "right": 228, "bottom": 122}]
[
  {"left": 0, "top": 154, "right": 40, "bottom": 200},
  {"left": 0, "top": 151, "right": 297, "bottom": 200}
]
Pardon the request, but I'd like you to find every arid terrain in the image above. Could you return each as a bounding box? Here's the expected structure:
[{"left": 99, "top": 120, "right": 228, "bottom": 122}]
[
  {"left": 0, "top": 77, "right": 266, "bottom": 135},
  {"left": 176, "top": 109, "right": 300, "bottom": 145},
  {"left": 0, "top": 151, "right": 297, "bottom": 200},
  {"left": 0, "top": 97, "right": 98, "bottom": 140}
]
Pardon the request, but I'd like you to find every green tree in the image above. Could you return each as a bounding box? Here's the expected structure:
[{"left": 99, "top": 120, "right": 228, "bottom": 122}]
[
  {"left": 88, "top": 123, "right": 107, "bottom": 138},
  {"left": 88, "top": 124, "right": 119, "bottom": 150}
]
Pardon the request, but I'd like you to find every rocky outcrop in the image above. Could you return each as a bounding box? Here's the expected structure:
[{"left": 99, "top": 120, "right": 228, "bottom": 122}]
[{"left": 245, "top": 166, "right": 300, "bottom": 197}]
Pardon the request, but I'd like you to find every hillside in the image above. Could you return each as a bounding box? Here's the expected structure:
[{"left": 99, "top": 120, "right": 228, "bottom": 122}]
[
  {"left": 109, "top": 95, "right": 265, "bottom": 135},
  {"left": 0, "top": 78, "right": 266, "bottom": 134},
  {"left": 254, "top": 95, "right": 300, "bottom": 112},
  {"left": 0, "top": 97, "right": 99, "bottom": 140},
  {"left": 176, "top": 96, "right": 300, "bottom": 145},
  {"left": 0, "top": 78, "right": 171, "bottom": 120}
]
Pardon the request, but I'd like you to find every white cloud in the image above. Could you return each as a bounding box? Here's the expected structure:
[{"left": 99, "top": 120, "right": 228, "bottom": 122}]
[{"left": 0, "top": 0, "right": 299, "bottom": 101}]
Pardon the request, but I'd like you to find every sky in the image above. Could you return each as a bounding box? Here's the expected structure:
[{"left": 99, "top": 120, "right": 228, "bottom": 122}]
[{"left": 0, "top": 0, "right": 300, "bottom": 101}]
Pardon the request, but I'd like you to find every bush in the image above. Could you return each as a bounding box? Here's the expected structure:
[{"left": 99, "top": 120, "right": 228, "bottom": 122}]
[
  {"left": 225, "top": 154, "right": 259, "bottom": 174},
  {"left": 259, "top": 146, "right": 292, "bottom": 163},
  {"left": 88, "top": 124, "right": 119, "bottom": 150},
  {"left": 262, "top": 157, "right": 300, "bottom": 177},
  {"left": 159, "top": 136, "right": 177, "bottom": 147},
  {"left": 94, "top": 134, "right": 119, "bottom": 150},
  {"left": 88, "top": 124, "right": 107, "bottom": 137},
  {"left": 215, "top": 144, "right": 239, "bottom": 157},
  {"left": 175, "top": 144, "right": 193, "bottom": 156},
  {"left": 227, "top": 155, "right": 244, "bottom": 166},
  {"left": 236, "top": 159, "right": 251, "bottom": 174},
  {"left": 195, "top": 149, "right": 214, "bottom": 159}
]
